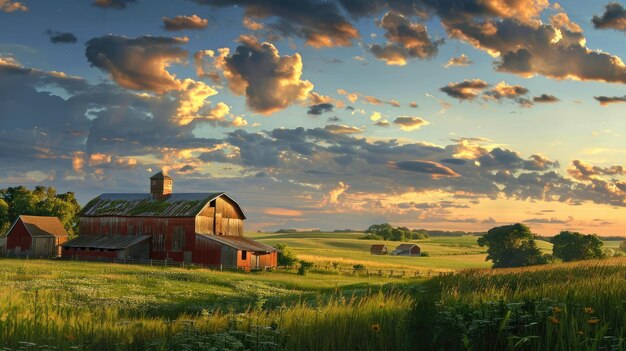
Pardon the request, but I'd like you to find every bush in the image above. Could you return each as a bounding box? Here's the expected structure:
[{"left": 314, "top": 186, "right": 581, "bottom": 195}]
[
  {"left": 274, "top": 243, "right": 298, "bottom": 266},
  {"left": 360, "top": 234, "right": 383, "bottom": 240},
  {"left": 297, "top": 260, "right": 313, "bottom": 275},
  {"left": 352, "top": 264, "right": 365, "bottom": 273},
  {"left": 420, "top": 252, "right": 429, "bottom": 257}
]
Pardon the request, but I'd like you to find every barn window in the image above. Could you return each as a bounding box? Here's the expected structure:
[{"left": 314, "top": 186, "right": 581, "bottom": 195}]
[
  {"left": 241, "top": 250, "right": 247, "bottom": 260},
  {"left": 172, "top": 227, "right": 185, "bottom": 252}
]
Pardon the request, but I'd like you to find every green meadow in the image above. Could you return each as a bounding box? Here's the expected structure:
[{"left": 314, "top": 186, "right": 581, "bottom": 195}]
[
  {"left": 0, "top": 233, "right": 624, "bottom": 350},
  {"left": 247, "top": 231, "right": 554, "bottom": 272}
]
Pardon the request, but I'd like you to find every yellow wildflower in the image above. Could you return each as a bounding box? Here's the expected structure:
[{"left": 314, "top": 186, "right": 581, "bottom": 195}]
[
  {"left": 549, "top": 316, "right": 560, "bottom": 325},
  {"left": 371, "top": 323, "right": 381, "bottom": 332},
  {"left": 587, "top": 318, "right": 600, "bottom": 325},
  {"left": 583, "top": 307, "right": 594, "bottom": 314},
  {"left": 552, "top": 306, "right": 562, "bottom": 313}
]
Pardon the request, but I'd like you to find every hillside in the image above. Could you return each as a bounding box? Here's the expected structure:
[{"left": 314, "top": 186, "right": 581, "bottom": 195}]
[{"left": 247, "top": 231, "right": 555, "bottom": 272}]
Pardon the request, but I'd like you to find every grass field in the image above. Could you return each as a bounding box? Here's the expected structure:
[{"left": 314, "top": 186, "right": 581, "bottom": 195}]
[
  {"left": 0, "top": 257, "right": 623, "bottom": 350},
  {"left": 247, "top": 231, "right": 555, "bottom": 272}
]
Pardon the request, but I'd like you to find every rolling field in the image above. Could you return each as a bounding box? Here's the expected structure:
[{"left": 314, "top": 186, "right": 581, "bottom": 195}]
[
  {"left": 247, "top": 231, "right": 555, "bottom": 272},
  {"left": 0, "top": 257, "right": 623, "bottom": 350}
]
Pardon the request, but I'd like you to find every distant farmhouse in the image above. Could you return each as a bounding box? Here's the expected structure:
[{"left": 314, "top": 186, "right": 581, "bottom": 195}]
[
  {"left": 370, "top": 244, "right": 387, "bottom": 255},
  {"left": 61, "top": 172, "right": 277, "bottom": 269},
  {"left": 5, "top": 215, "right": 68, "bottom": 257},
  {"left": 391, "top": 243, "right": 421, "bottom": 256}
]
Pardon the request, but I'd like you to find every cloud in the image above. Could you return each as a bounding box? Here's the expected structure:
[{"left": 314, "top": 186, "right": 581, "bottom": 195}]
[
  {"left": 242, "top": 17, "right": 264, "bottom": 31},
  {"left": 533, "top": 94, "right": 560, "bottom": 103},
  {"left": 163, "top": 15, "right": 209, "bottom": 31},
  {"left": 92, "top": 0, "right": 136, "bottom": 9},
  {"left": 323, "top": 124, "right": 364, "bottom": 134},
  {"left": 444, "top": 54, "right": 472, "bottom": 68},
  {"left": 392, "top": 160, "right": 460, "bottom": 178},
  {"left": 484, "top": 82, "right": 528, "bottom": 100},
  {"left": 393, "top": 116, "right": 429, "bottom": 131},
  {"left": 374, "top": 119, "right": 391, "bottom": 127},
  {"left": 369, "top": 11, "right": 442, "bottom": 66},
  {"left": 409, "top": 101, "right": 418, "bottom": 108},
  {"left": 440, "top": 79, "right": 489, "bottom": 100},
  {"left": 85, "top": 35, "right": 189, "bottom": 94},
  {"left": 307, "top": 103, "right": 334, "bottom": 115},
  {"left": 192, "top": 0, "right": 359, "bottom": 47},
  {"left": 319, "top": 182, "right": 349, "bottom": 206},
  {"left": 550, "top": 12, "right": 582, "bottom": 33},
  {"left": 45, "top": 30, "right": 78, "bottom": 44},
  {"left": 0, "top": 0, "right": 27, "bottom": 12},
  {"left": 568, "top": 160, "right": 625, "bottom": 181},
  {"left": 264, "top": 207, "right": 304, "bottom": 217},
  {"left": 592, "top": 3, "right": 626, "bottom": 32},
  {"left": 594, "top": 95, "right": 626, "bottom": 106},
  {"left": 523, "top": 217, "right": 571, "bottom": 224},
  {"left": 214, "top": 35, "right": 314, "bottom": 115}
]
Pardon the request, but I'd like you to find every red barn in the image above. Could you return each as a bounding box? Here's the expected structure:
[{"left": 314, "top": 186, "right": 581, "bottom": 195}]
[
  {"left": 6, "top": 215, "right": 68, "bottom": 257},
  {"left": 62, "top": 172, "right": 277, "bottom": 269},
  {"left": 391, "top": 243, "right": 421, "bottom": 256}
]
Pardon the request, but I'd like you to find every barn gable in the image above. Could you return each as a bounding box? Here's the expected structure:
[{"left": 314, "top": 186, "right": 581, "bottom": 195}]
[{"left": 10, "top": 215, "right": 68, "bottom": 238}]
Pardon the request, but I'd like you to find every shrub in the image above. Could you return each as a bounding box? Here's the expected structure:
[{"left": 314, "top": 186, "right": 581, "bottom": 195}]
[
  {"left": 297, "top": 260, "right": 313, "bottom": 275},
  {"left": 360, "top": 234, "right": 383, "bottom": 240},
  {"left": 420, "top": 252, "right": 429, "bottom": 257},
  {"left": 352, "top": 264, "right": 365, "bottom": 273},
  {"left": 274, "top": 243, "right": 298, "bottom": 267}
]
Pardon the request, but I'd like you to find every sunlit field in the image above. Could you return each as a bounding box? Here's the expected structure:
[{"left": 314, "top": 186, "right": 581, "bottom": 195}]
[
  {"left": 0, "top": 255, "right": 623, "bottom": 350},
  {"left": 247, "top": 231, "right": 555, "bottom": 272}
]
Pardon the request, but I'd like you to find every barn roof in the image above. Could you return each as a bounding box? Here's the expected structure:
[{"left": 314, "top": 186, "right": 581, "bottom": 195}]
[
  {"left": 10, "top": 215, "right": 68, "bottom": 238},
  {"left": 62, "top": 235, "right": 151, "bottom": 249},
  {"left": 199, "top": 234, "right": 278, "bottom": 253},
  {"left": 80, "top": 193, "right": 246, "bottom": 218},
  {"left": 370, "top": 244, "right": 387, "bottom": 250},
  {"left": 395, "top": 243, "right": 419, "bottom": 251}
]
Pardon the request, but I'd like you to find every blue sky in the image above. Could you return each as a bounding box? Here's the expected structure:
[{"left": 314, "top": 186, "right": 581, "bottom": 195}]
[{"left": 0, "top": 0, "right": 625, "bottom": 234}]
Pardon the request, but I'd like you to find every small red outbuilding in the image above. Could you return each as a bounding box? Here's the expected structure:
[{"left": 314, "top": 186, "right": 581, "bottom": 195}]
[{"left": 5, "top": 215, "right": 68, "bottom": 257}]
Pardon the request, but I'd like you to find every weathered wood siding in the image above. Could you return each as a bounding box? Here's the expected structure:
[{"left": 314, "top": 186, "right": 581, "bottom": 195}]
[
  {"left": 79, "top": 216, "right": 196, "bottom": 262},
  {"left": 214, "top": 197, "right": 244, "bottom": 236},
  {"left": 195, "top": 207, "right": 215, "bottom": 235},
  {"left": 6, "top": 220, "right": 31, "bottom": 253}
]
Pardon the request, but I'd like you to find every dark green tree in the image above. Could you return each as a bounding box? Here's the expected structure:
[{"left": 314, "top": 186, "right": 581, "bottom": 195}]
[
  {"left": 365, "top": 223, "right": 394, "bottom": 241},
  {"left": 551, "top": 231, "right": 605, "bottom": 262},
  {"left": 478, "top": 223, "right": 548, "bottom": 268}
]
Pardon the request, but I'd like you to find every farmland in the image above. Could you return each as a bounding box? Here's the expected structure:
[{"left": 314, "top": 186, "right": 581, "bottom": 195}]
[
  {"left": 0, "top": 234, "right": 624, "bottom": 350},
  {"left": 248, "top": 231, "right": 554, "bottom": 272}
]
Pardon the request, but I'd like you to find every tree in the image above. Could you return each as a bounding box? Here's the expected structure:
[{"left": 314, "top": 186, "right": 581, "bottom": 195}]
[
  {"left": 551, "top": 231, "right": 605, "bottom": 262},
  {"left": 478, "top": 223, "right": 548, "bottom": 268},
  {"left": 0, "top": 186, "right": 81, "bottom": 236},
  {"left": 620, "top": 240, "right": 626, "bottom": 254},
  {"left": 365, "top": 223, "right": 394, "bottom": 241},
  {"left": 274, "top": 243, "right": 299, "bottom": 266}
]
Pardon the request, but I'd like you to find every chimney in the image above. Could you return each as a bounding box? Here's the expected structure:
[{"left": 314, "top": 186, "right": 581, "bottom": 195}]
[{"left": 150, "top": 171, "right": 172, "bottom": 200}]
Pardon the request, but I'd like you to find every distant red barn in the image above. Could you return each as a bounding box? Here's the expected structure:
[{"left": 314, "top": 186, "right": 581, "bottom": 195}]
[
  {"left": 62, "top": 172, "right": 277, "bottom": 269},
  {"left": 370, "top": 244, "right": 388, "bottom": 255},
  {"left": 6, "top": 215, "right": 68, "bottom": 257},
  {"left": 391, "top": 243, "right": 421, "bottom": 256}
]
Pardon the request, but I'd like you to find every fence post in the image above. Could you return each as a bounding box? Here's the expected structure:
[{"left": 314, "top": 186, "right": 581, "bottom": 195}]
[{"left": 220, "top": 264, "right": 222, "bottom": 271}]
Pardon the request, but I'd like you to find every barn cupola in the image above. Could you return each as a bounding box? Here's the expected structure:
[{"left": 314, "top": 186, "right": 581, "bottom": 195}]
[{"left": 150, "top": 171, "right": 172, "bottom": 200}]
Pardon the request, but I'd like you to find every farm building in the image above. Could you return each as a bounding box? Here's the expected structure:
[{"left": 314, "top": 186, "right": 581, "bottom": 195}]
[
  {"left": 391, "top": 243, "right": 421, "bottom": 256},
  {"left": 370, "top": 244, "right": 387, "bottom": 255},
  {"left": 5, "top": 215, "right": 68, "bottom": 257},
  {"left": 62, "top": 172, "right": 277, "bottom": 269}
]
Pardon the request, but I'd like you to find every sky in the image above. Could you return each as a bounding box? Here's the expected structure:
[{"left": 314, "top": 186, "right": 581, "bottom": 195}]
[{"left": 0, "top": 0, "right": 625, "bottom": 235}]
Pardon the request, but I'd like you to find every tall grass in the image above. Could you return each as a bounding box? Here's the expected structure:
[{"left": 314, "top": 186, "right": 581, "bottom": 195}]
[
  {"left": 0, "top": 257, "right": 623, "bottom": 350},
  {"left": 411, "top": 258, "right": 626, "bottom": 350}
]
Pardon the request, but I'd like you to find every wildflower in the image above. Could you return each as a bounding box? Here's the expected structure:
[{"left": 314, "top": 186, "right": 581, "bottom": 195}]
[
  {"left": 548, "top": 316, "right": 560, "bottom": 325},
  {"left": 371, "top": 323, "right": 381, "bottom": 332},
  {"left": 587, "top": 318, "right": 600, "bottom": 325},
  {"left": 552, "top": 306, "right": 562, "bottom": 313},
  {"left": 379, "top": 303, "right": 385, "bottom": 308},
  {"left": 65, "top": 334, "right": 76, "bottom": 341},
  {"left": 583, "top": 307, "right": 594, "bottom": 314},
  {"left": 578, "top": 330, "right": 585, "bottom": 336}
]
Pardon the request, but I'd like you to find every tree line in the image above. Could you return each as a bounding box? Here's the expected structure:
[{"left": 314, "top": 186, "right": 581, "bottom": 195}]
[{"left": 0, "top": 186, "right": 81, "bottom": 236}]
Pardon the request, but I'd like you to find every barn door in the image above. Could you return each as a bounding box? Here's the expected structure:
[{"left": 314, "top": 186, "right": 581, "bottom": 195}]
[{"left": 215, "top": 213, "right": 222, "bottom": 235}]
